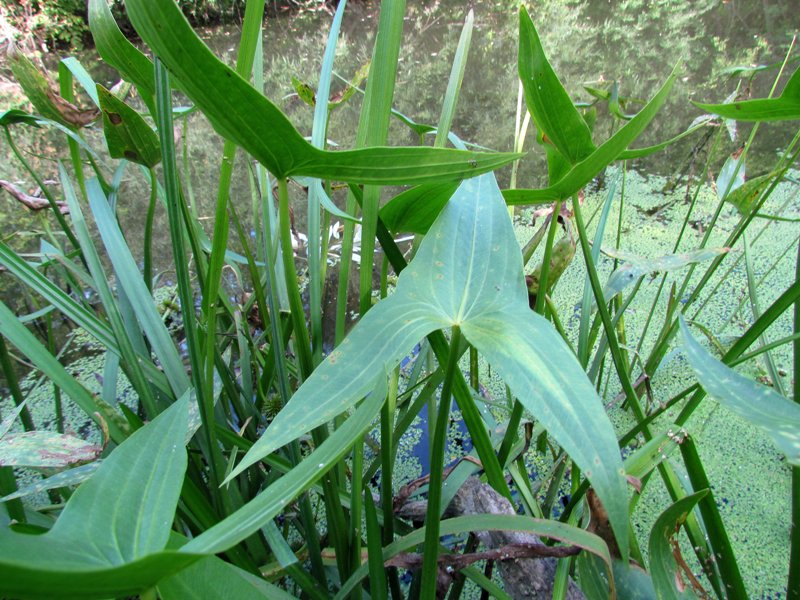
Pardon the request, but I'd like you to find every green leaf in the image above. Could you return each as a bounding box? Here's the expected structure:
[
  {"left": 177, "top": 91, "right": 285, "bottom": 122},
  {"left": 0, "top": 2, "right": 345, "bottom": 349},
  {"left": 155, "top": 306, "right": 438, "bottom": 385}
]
[
  {"left": 0, "top": 462, "right": 101, "bottom": 502},
  {"left": 291, "top": 76, "right": 316, "bottom": 106},
  {"left": 692, "top": 68, "right": 800, "bottom": 121},
  {"left": 158, "top": 546, "right": 295, "bottom": 600},
  {"left": 123, "top": 0, "right": 519, "bottom": 182},
  {"left": 0, "top": 397, "right": 196, "bottom": 599},
  {"left": 88, "top": 0, "right": 157, "bottom": 114},
  {"left": 518, "top": 6, "right": 595, "bottom": 164},
  {"left": 0, "top": 432, "right": 101, "bottom": 469},
  {"left": 183, "top": 378, "right": 386, "bottom": 554},
  {"left": 0, "top": 109, "right": 41, "bottom": 127},
  {"left": 336, "top": 513, "right": 613, "bottom": 599},
  {"left": 225, "top": 173, "right": 629, "bottom": 557},
  {"left": 680, "top": 317, "right": 800, "bottom": 466},
  {"left": 693, "top": 65, "right": 800, "bottom": 121},
  {"left": 97, "top": 85, "right": 162, "bottom": 167},
  {"left": 504, "top": 64, "right": 678, "bottom": 205},
  {"left": 379, "top": 181, "right": 460, "bottom": 234},
  {"left": 88, "top": 178, "right": 190, "bottom": 398},
  {"left": 648, "top": 490, "right": 707, "bottom": 599},
  {"left": 601, "top": 246, "right": 729, "bottom": 303}
]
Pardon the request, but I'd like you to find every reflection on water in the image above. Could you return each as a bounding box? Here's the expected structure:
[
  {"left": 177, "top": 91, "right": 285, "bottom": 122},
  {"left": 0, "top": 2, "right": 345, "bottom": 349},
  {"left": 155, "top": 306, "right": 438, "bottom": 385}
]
[{"left": 1, "top": 0, "right": 798, "bottom": 289}]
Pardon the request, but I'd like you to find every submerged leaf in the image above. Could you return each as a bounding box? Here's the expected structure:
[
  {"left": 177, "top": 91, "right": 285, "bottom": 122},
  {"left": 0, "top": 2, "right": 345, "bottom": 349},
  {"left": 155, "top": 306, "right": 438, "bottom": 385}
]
[
  {"left": 680, "top": 318, "right": 800, "bottom": 466},
  {"left": 601, "top": 246, "right": 729, "bottom": 303},
  {"left": 226, "top": 173, "right": 629, "bottom": 559}
]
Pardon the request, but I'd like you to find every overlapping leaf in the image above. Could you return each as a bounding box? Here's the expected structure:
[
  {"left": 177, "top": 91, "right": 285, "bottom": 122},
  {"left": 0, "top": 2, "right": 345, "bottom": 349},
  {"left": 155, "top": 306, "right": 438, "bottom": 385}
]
[
  {"left": 0, "top": 397, "right": 197, "bottom": 599},
  {"left": 120, "top": 0, "right": 519, "bottom": 183},
  {"left": 224, "top": 173, "right": 629, "bottom": 557},
  {"left": 680, "top": 318, "right": 800, "bottom": 466},
  {"left": 693, "top": 65, "right": 800, "bottom": 122}
]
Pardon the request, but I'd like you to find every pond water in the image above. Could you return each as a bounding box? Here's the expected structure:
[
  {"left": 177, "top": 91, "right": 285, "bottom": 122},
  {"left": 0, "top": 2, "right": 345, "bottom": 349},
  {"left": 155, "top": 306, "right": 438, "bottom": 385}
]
[
  {"left": 1, "top": 2, "right": 799, "bottom": 596},
  {"left": 1, "top": 0, "right": 799, "bottom": 273}
]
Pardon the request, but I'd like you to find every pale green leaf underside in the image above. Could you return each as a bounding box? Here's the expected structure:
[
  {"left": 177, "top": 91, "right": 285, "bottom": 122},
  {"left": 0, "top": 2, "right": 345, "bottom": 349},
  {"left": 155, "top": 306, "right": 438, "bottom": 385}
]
[
  {"left": 681, "top": 318, "right": 800, "bottom": 466},
  {"left": 227, "top": 173, "right": 628, "bottom": 555},
  {"left": 0, "top": 398, "right": 191, "bottom": 599}
]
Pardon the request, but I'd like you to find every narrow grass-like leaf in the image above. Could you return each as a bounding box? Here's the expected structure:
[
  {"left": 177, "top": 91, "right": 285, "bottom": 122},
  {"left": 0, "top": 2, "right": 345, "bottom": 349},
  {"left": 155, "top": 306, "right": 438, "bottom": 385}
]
[
  {"left": 0, "top": 109, "right": 41, "bottom": 127},
  {"left": 648, "top": 490, "right": 708, "bottom": 599},
  {"left": 0, "top": 301, "right": 128, "bottom": 443},
  {"left": 518, "top": 6, "right": 594, "bottom": 164},
  {"left": 681, "top": 317, "right": 800, "bottom": 465},
  {"left": 183, "top": 378, "right": 386, "bottom": 554},
  {"left": 504, "top": 64, "right": 678, "bottom": 205},
  {"left": 97, "top": 85, "right": 161, "bottom": 167},
  {"left": 88, "top": 178, "right": 190, "bottom": 397},
  {"left": 434, "top": 10, "right": 473, "bottom": 148},
  {"left": 225, "top": 173, "right": 628, "bottom": 556},
  {"left": 693, "top": 65, "right": 800, "bottom": 121},
  {"left": 0, "top": 462, "right": 101, "bottom": 502},
  {"left": 0, "top": 397, "right": 194, "bottom": 599},
  {"left": 123, "top": 0, "right": 518, "bottom": 182},
  {"left": 60, "top": 57, "right": 100, "bottom": 107},
  {"left": 335, "top": 513, "right": 612, "bottom": 599}
]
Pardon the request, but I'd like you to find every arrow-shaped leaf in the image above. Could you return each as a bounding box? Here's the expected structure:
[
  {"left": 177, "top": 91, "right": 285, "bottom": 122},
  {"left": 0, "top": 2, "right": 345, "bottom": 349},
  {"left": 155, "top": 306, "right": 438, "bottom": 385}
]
[
  {"left": 0, "top": 397, "right": 194, "bottom": 599},
  {"left": 518, "top": 6, "right": 595, "bottom": 164},
  {"left": 226, "top": 173, "right": 629, "bottom": 557},
  {"left": 123, "top": 0, "right": 519, "bottom": 183}
]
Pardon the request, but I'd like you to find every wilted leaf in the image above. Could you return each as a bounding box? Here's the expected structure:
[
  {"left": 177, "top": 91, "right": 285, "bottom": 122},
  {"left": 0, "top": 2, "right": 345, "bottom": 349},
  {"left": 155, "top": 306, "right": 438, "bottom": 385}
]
[{"left": 0, "top": 432, "right": 101, "bottom": 469}]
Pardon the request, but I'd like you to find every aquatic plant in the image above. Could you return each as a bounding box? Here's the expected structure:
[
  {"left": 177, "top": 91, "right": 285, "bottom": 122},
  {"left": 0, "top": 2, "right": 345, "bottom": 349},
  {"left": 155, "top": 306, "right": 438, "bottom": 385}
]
[{"left": 0, "top": 0, "right": 798, "bottom": 598}]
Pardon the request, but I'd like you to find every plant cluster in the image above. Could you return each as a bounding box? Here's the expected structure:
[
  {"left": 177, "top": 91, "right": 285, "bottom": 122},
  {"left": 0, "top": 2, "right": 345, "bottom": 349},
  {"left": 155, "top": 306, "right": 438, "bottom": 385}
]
[{"left": 0, "top": 0, "right": 798, "bottom": 598}]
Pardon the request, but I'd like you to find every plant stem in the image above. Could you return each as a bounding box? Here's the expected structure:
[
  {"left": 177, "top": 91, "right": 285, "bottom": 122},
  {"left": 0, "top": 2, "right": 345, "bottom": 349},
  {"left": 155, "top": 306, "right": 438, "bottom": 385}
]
[{"left": 421, "top": 326, "right": 462, "bottom": 597}]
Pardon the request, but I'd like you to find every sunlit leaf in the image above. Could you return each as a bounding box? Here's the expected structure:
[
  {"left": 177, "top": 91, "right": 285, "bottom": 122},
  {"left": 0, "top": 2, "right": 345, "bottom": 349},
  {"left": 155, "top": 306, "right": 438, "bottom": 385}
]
[
  {"left": 123, "top": 0, "right": 519, "bottom": 183},
  {"left": 518, "top": 6, "right": 595, "bottom": 164},
  {"left": 693, "top": 65, "right": 800, "bottom": 121},
  {"left": 224, "top": 173, "right": 629, "bottom": 558},
  {"left": 680, "top": 317, "right": 800, "bottom": 466},
  {"left": 725, "top": 172, "right": 776, "bottom": 216}
]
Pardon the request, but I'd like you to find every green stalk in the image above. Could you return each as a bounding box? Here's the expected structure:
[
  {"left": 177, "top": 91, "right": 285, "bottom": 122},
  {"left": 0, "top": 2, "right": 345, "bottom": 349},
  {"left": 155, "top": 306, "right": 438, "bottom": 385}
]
[
  {"left": 142, "top": 168, "right": 157, "bottom": 293},
  {"left": 421, "top": 326, "right": 462, "bottom": 598},
  {"left": 0, "top": 335, "right": 34, "bottom": 431},
  {"left": 381, "top": 367, "right": 403, "bottom": 600},
  {"left": 534, "top": 201, "right": 563, "bottom": 314},
  {"left": 787, "top": 237, "right": 800, "bottom": 599},
  {"left": 277, "top": 178, "right": 314, "bottom": 379}
]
